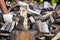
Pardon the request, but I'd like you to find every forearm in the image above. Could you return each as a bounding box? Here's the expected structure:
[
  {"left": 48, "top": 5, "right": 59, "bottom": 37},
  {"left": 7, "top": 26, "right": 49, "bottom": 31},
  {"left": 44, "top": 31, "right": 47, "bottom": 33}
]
[{"left": 0, "top": 0, "right": 8, "bottom": 14}]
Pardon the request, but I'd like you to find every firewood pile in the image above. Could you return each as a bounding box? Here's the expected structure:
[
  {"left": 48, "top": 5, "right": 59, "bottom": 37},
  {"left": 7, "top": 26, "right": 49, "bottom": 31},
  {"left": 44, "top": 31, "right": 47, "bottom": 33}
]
[{"left": 0, "top": 1, "right": 60, "bottom": 40}]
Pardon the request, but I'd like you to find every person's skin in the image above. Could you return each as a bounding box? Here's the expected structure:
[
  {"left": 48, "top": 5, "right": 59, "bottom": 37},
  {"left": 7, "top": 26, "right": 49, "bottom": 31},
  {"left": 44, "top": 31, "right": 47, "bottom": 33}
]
[
  {"left": 0, "top": 0, "right": 19, "bottom": 14},
  {"left": 0, "top": 0, "right": 8, "bottom": 14}
]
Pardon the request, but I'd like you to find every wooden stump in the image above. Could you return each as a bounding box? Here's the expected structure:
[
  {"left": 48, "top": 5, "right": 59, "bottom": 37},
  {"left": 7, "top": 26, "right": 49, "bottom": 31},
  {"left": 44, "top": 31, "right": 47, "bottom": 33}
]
[
  {"left": 12, "top": 30, "right": 35, "bottom": 40},
  {"left": 19, "top": 31, "right": 31, "bottom": 40}
]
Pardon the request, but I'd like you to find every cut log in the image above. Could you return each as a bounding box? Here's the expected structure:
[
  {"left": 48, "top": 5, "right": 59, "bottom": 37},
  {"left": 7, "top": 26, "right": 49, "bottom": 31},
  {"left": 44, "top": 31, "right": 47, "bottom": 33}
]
[
  {"left": 12, "top": 30, "right": 36, "bottom": 40},
  {"left": 41, "top": 11, "right": 57, "bottom": 21},
  {"left": 0, "top": 22, "right": 8, "bottom": 31},
  {"left": 39, "top": 34, "right": 55, "bottom": 36},
  {"left": 35, "top": 20, "right": 49, "bottom": 33},
  {"left": 52, "top": 32, "right": 60, "bottom": 40},
  {"left": 0, "top": 33, "right": 10, "bottom": 36},
  {"left": 20, "top": 6, "right": 28, "bottom": 30},
  {"left": 29, "top": 16, "right": 35, "bottom": 23}
]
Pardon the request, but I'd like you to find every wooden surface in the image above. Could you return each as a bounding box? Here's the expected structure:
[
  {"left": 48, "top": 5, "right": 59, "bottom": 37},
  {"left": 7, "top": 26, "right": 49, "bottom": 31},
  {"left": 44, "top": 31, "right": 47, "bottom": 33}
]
[
  {"left": 12, "top": 30, "right": 35, "bottom": 40},
  {"left": 19, "top": 31, "right": 31, "bottom": 40}
]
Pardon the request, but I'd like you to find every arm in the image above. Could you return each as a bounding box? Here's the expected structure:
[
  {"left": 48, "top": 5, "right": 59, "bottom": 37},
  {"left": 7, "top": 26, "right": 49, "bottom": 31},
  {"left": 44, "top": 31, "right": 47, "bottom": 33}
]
[{"left": 0, "top": 0, "right": 8, "bottom": 14}]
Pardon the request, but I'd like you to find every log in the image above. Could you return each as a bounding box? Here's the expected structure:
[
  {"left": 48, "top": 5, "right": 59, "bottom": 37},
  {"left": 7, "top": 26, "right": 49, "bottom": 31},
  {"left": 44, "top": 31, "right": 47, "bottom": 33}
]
[
  {"left": 51, "top": 24, "right": 60, "bottom": 30},
  {"left": 52, "top": 32, "right": 60, "bottom": 40},
  {"left": 41, "top": 11, "right": 57, "bottom": 22},
  {"left": 39, "top": 34, "right": 55, "bottom": 37},
  {"left": 50, "top": 15, "right": 55, "bottom": 23},
  {"left": 9, "top": 21, "right": 15, "bottom": 32},
  {"left": 0, "top": 22, "right": 9, "bottom": 31},
  {"left": 0, "top": 22, "right": 15, "bottom": 32},
  {"left": 35, "top": 20, "right": 49, "bottom": 33},
  {"left": 0, "top": 33, "right": 10, "bottom": 36},
  {"left": 38, "top": 37, "right": 46, "bottom": 40},
  {"left": 20, "top": 6, "right": 28, "bottom": 30},
  {"left": 29, "top": 16, "right": 35, "bottom": 23},
  {"left": 5, "top": 22, "right": 12, "bottom": 31}
]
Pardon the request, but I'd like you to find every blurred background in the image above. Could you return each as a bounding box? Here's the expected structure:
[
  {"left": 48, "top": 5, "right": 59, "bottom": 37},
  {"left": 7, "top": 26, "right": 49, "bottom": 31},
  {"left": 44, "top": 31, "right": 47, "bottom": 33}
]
[{"left": 5, "top": 0, "right": 60, "bottom": 4}]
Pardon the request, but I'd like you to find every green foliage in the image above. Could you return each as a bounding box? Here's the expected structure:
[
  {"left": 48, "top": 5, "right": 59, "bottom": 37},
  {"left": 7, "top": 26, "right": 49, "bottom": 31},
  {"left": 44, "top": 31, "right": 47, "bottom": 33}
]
[
  {"left": 39, "top": 0, "right": 43, "bottom": 3},
  {"left": 50, "top": 0, "right": 59, "bottom": 4},
  {"left": 32, "top": 0, "right": 43, "bottom": 2}
]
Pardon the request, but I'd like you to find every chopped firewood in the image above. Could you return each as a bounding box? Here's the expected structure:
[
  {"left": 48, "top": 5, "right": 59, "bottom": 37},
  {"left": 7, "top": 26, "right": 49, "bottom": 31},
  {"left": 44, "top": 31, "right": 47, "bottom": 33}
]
[
  {"left": 52, "top": 32, "right": 60, "bottom": 40},
  {"left": 39, "top": 34, "right": 55, "bottom": 36},
  {"left": 20, "top": 6, "right": 28, "bottom": 30},
  {"left": 0, "top": 33, "right": 10, "bottom": 36}
]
